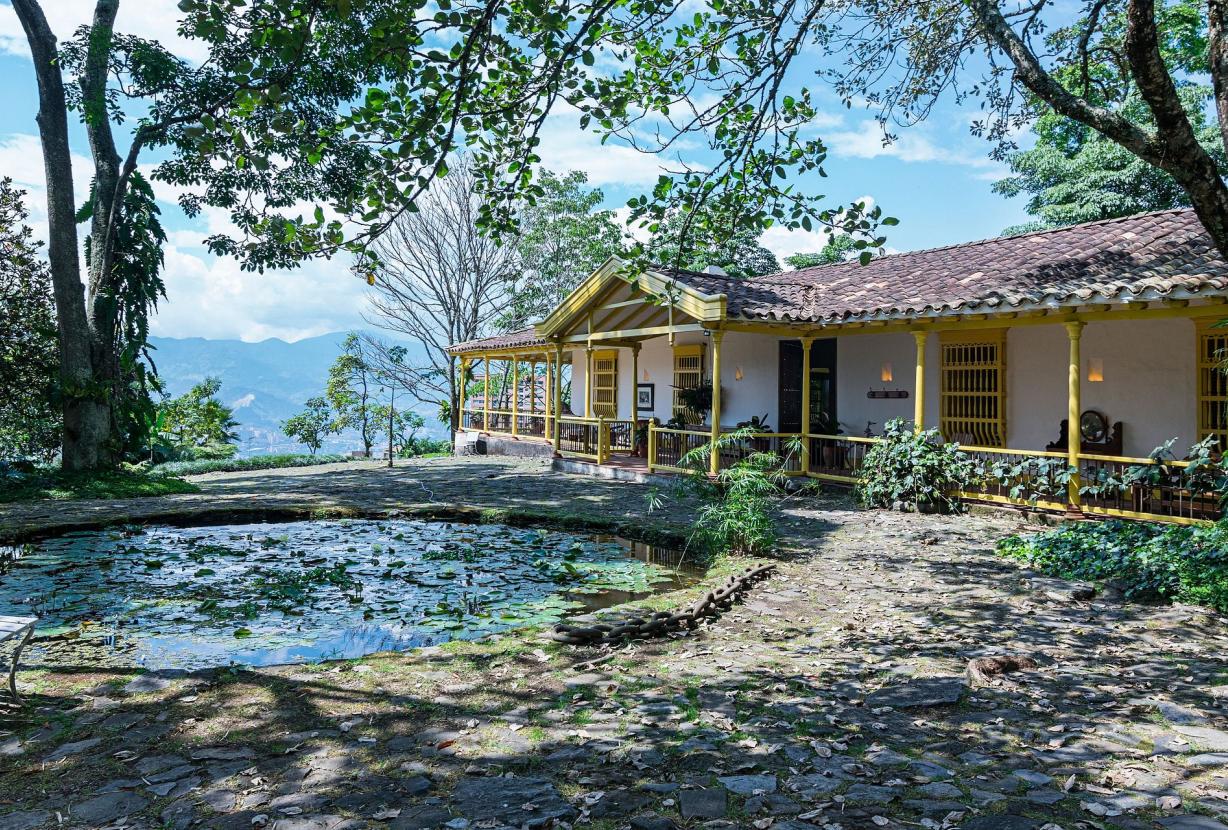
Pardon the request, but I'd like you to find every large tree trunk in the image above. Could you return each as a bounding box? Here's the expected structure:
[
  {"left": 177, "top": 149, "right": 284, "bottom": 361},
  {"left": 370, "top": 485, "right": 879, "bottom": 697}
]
[{"left": 12, "top": 0, "right": 114, "bottom": 470}]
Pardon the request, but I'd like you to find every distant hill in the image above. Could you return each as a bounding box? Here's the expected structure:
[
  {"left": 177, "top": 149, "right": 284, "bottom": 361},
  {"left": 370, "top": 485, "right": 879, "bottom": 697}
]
[{"left": 147, "top": 332, "right": 439, "bottom": 456}]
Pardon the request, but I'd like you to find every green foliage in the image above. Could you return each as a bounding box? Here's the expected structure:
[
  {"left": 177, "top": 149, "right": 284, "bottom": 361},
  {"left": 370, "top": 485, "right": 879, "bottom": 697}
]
[
  {"left": 649, "top": 209, "right": 780, "bottom": 278},
  {"left": 675, "top": 382, "right": 714, "bottom": 421},
  {"left": 501, "top": 170, "right": 627, "bottom": 331},
  {"left": 993, "top": 0, "right": 1221, "bottom": 233},
  {"left": 0, "top": 468, "right": 198, "bottom": 504},
  {"left": 856, "top": 419, "right": 976, "bottom": 513},
  {"left": 675, "top": 427, "right": 809, "bottom": 557},
  {"left": 999, "top": 519, "right": 1228, "bottom": 612},
  {"left": 156, "top": 377, "right": 240, "bottom": 461},
  {"left": 0, "top": 179, "right": 60, "bottom": 463},
  {"left": 327, "top": 334, "right": 380, "bottom": 456},
  {"left": 784, "top": 235, "right": 858, "bottom": 269},
  {"left": 148, "top": 453, "right": 349, "bottom": 478},
  {"left": 399, "top": 436, "right": 452, "bottom": 458},
  {"left": 281, "top": 396, "right": 334, "bottom": 456}
]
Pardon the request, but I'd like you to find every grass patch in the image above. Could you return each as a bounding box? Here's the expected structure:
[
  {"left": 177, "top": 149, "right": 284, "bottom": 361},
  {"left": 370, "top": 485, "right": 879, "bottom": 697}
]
[
  {"left": 149, "top": 453, "right": 350, "bottom": 477},
  {"left": 0, "top": 469, "right": 199, "bottom": 503}
]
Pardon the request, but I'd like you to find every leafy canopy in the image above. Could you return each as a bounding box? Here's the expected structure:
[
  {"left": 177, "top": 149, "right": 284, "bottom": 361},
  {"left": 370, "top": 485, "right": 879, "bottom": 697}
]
[
  {"left": 281, "top": 396, "right": 334, "bottom": 455},
  {"left": 157, "top": 377, "right": 241, "bottom": 460}
]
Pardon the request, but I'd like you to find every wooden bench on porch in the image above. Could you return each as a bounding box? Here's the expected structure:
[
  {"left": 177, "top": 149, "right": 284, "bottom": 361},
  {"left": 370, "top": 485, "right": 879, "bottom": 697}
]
[{"left": 1, "top": 615, "right": 37, "bottom": 702}]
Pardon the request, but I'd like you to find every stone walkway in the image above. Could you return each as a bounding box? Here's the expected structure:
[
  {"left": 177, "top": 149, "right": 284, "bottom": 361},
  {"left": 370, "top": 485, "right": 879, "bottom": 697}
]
[{"left": 1, "top": 459, "right": 1227, "bottom": 830}]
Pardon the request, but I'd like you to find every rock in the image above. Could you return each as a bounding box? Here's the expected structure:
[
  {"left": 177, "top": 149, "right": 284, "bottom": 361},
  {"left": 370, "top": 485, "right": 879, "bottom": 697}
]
[
  {"left": 588, "top": 791, "right": 652, "bottom": 819},
  {"left": 917, "top": 782, "right": 962, "bottom": 799},
  {"left": 191, "top": 746, "right": 257, "bottom": 761},
  {"left": 0, "top": 811, "right": 49, "bottom": 830},
  {"left": 271, "top": 816, "right": 361, "bottom": 830},
  {"left": 961, "top": 817, "right": 1040, "bottom": 830},
  {"left": 678, "top": 789, "right": 727, "bottom": 820},
  {"left": 1187, "top": 753, "right": 1228, "bottom": 767},
  {"left": 0, "top": 738, "right": 22, "bottom": 757},
  {"left": 865, "top": 748, "right": 911, "bottom": 767},
  {"left": 100, "top": 712, "right": 145, "bottom": 730},
  {"left": 866, "top": 677, "right": 965, "bottom": 709},
  {"left": 1158, "top": 818, "right": 1228, "bottom": 830},
  {"left": 1010, "top": 769, "right": 1052, "bottom": 787},
  {"left": 449, "top": 776, "right": 576, "bottom": 828},
  {"left": 959, "top": 751, "right": 994, "bottom": 767},
  {"left": 841, "top": 784, "right": 899, "bottom": 806},
  {"left": 72, "top": 791, "right": 148, "bottom": 825},
  {"left": 1025, "top": 790, "right": 1066, "bottom": 805},
  {"left": 909, "top": 759, "right": 954, "bottom": 780},
  {"left": 123, "top": 674, "right": 171, "bottom": 694},
  {"left": 717, "top": 774, "right": 776, "bottom": 796},
  {"left": 44, "top": 737, "right": 102, "bottom": 762},
  {"left": 160, "top": 799, "right": 195, "bottom": 830},
  {"left": 1029, "top": 577, "right": 1095, "bottom": 602},
  {"left": 1176, "top": 726, "right": 1228, "bottom": 751},
  {"left": 388, "top": 806, "right": 452, "bottom": 830},
  {"left": 786, "top": 773, "right": 845, "bottom": 797},
  {"left": 630, "top": 815, "right": 677, "bottom": 830}
]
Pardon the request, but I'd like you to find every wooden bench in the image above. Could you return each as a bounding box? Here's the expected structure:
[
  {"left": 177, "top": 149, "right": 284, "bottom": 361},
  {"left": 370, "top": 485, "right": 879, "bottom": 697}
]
[{"left": 0, "top": 616, "right": 36, "bottom": 702}]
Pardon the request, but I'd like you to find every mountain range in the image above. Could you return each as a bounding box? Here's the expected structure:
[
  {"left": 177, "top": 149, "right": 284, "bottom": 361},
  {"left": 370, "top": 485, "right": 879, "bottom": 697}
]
[{"left": 148, "top": 332, "right": 440, "bottom": 456}]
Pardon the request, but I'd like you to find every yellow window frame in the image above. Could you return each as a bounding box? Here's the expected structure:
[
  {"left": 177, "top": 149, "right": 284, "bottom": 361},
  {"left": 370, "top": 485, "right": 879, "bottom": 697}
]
[
  {"left": 940, "top": 329, "right": 1007, "bottom": 447},
  {"left": 1197, "top": 319, "right": 1228, "bottom": 450},
  {"left": 592, "top": 349, "right": 619, "bottom": 418},
  {"left": 672, "top": 344, "right": 705, "bottom": 421}
]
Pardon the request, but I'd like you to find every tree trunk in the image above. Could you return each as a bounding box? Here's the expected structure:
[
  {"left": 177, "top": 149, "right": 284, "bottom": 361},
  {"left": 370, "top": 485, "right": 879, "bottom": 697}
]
[{"left": 12, "top": 0, "right": 113, "bottom": 470}]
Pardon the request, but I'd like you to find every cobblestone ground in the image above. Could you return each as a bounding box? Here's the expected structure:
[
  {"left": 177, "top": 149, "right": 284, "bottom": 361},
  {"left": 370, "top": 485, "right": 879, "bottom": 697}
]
[{"left": 1, "top": 458, "right": 1227, "bottom": 830}]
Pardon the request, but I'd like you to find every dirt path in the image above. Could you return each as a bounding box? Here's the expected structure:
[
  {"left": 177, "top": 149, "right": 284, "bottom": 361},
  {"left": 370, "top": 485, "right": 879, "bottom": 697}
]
[{"left": 1, "top": 460, "right": 1226, "bottom": 830}]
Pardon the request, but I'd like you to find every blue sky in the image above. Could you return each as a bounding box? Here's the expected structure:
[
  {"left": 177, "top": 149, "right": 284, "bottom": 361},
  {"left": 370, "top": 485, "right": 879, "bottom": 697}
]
[{"left": 0, "top": 1, "right": 1033, "bottom": 343}]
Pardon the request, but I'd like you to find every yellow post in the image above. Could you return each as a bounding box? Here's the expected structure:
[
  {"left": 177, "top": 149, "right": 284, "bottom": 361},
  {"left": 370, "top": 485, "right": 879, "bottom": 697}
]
[
  {"left": 647, "top": 422, "right": 657, "bottom": 472},
  {"left": 553, "top": 344, "right": 564, "bottom": 454},
  {"left": 1066, "top": 321, "right": 1085, "bottom": 512},
  {"left": 598, "top": 416, "right": 608, "bottom": 464},
  {"left": 483, "top": 354, "right": 490, "bottom": 432},
  {"left": 800, "top": 336, "right": 814, "bottom": 474},
  {"left": 913, "top": 331, "right": 929, "bottom": 431},
  {"left": 457, "top": 358, "right": 467, "bottom": 433},
  {"left": 544, "top": 355, "right": 552, "bottom": 437},
  {"left": 584, "top": 346, "right": 594, "bottom": 418},
  {"left": 511, "top": 356, "right": 520, "bottom": 436},
  {"left": 631, "top": 344, "right": 641, "bottom": 435},
  {"left": 709, "top": 330, "right": 724, "bottom": 477}
]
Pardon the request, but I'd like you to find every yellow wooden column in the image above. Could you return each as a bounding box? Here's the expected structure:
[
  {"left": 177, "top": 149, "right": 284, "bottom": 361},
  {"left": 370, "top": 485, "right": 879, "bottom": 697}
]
[
  {"left": 709, "top": 330, "right": 724, "bottom": 477},
  {"left": 511, "top": 356, "right": 520, "bottom": 436},
  {"left": 800, "top": 336, "right": 814, "bottom": 474},
  {"left": 544, "top": 355, "right": 552, "bottom": 437},
  {"left": 483, "top": 354, "right": 491, "bottom": 432},
  {"left": 631, "top": 344, "right": 641, "bottom": 434},
  {"left": 457, "top": 358, "right": 467, "bottom": 432},
  {"left": 1066, "top": 321, "right": 1085, "bottom": 511},
  {"left": 913, "top": 331, "right": 929, "bottom": 431},
  {"left": 553, "top": 344, "right": 564, "bottom": 453},
  {"left": 584, "top": 346, "right": 594, "bottom": 418}
]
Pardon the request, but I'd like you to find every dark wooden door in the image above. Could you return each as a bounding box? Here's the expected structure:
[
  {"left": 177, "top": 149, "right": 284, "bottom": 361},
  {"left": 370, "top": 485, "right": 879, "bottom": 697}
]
[{"left": 778, "top": 339, "right": 837, "bottom": 434}]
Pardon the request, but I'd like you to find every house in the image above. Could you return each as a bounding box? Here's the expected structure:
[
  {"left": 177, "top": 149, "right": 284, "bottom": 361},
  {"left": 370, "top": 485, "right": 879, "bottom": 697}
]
[{"left": 447, "top": 209, "right": 1228, "bottom": 524}]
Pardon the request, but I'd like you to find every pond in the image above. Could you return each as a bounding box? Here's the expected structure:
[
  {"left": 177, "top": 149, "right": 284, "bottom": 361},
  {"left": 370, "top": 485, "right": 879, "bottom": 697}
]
[{"left": 0, "top": 519, "right": 698, "bottom": 670}]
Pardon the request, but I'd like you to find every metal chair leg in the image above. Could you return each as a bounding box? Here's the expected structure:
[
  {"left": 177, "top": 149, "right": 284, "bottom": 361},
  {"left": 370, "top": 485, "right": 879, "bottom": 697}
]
[{"left": 7, "top": 627, "right": 32, "bottom": 703}]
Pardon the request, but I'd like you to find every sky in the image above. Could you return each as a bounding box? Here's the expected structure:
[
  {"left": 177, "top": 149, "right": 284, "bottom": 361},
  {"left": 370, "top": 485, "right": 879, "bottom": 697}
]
[{"left": 0, "top": 1, "right": 1033, "bottom": 344}]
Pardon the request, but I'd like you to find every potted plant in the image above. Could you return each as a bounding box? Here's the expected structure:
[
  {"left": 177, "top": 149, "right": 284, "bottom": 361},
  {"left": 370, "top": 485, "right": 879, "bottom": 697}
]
[
  {"left": 675, "top": 381, "right": 715, "bottom": 425},
  {"left": 633, "top": 420, "right": 653, "bottom": 457}
]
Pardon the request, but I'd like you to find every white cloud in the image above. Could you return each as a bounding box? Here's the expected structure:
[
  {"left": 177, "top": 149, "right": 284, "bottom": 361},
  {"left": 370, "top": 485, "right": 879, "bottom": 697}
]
[
  {"left": 0, "top": 1, "right": 208, "bottom": 62},
  {"left": 825, "top": 120, "right": 1003, "bottom": 172}
]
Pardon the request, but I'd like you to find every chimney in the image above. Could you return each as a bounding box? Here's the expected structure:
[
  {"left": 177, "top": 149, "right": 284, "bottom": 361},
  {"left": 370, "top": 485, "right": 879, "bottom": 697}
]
[{"left": 702, "top": 264, "right": 728, "bottom": 276}]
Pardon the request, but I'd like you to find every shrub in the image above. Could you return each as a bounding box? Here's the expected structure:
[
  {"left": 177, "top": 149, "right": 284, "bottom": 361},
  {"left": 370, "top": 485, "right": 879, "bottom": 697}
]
[
  {"left": 149, "top": 453, "right": 349, "bottom": 477},
  {"left": 856, "top": 419, "right": 976, "bottom": 512},
  {"left": 999, "top": 519, "right": 1228, "bottom": 612}
]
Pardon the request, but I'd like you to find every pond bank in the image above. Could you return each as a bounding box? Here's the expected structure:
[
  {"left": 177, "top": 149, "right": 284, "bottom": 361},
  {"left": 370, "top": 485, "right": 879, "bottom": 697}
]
[{"left": 2, "top": 459, "right": 1227, "bottom": 830}]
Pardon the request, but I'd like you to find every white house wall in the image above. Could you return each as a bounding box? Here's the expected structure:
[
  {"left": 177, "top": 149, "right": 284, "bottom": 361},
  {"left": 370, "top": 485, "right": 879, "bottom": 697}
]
[{"left": 564, "top": 317, "right": 1198, "bottom": 455}]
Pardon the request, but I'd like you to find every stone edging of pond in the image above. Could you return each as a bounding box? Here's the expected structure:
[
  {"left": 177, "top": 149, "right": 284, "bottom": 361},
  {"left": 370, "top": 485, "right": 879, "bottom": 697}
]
[{"left": 0, "top": 502, "right": 694, "bottom": 558}]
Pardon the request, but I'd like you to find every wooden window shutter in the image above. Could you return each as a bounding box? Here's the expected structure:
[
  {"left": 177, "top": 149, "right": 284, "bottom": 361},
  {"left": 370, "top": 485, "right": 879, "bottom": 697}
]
[
  {"left": 592, "top": 350, "right": 618, "bottom": 418},
  {"left": 940, "top": 329, "right": 1007, "bottom": 447},
  {"left": 672, "top": 344, "right": 704, "bottom": 421}
]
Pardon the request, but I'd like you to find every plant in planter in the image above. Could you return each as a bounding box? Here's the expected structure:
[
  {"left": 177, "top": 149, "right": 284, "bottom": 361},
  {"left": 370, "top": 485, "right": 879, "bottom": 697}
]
[
  {"left": 633, "top": 420, "right": 653, "bottom": 457},
  {"left": 856, "top": 419, "right": 977, "bottom": 513},
  {"left": 675, "top": 382, "right": 715, "bottom": 424}
]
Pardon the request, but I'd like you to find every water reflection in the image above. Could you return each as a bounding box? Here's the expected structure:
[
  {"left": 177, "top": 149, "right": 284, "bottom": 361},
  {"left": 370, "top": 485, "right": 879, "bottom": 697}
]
[{"left": 0, "top": 520, "right": 699, "bottom": 670}]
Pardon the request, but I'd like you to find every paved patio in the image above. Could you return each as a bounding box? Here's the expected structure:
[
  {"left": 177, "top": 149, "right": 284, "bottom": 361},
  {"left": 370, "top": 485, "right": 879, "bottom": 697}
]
[{"left": 1, "top": 458, "right": 1226, "bottom": 830}]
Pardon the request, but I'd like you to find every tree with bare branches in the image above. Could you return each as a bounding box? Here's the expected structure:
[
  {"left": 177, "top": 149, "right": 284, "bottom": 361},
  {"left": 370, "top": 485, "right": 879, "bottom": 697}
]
[{"left": 365, "top": 159, "right": 519, "bottom": 440}]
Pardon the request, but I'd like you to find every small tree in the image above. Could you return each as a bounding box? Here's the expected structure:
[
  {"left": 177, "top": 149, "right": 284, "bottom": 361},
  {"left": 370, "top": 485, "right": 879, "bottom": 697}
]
[
  {"left": 157, "top": 377, "right": 240, "bottom": 460},
  {"left": 785, "top": 236, "right": 859, "bottom": 269},
  {"left": 327, "top": 334, "right": 380, "bottom": 457},
  {"left": 0, "top": 179, "right": 60, "bottom": 464},
  {"left": 281, "top": 397, "right": 333, "bottom": 456},
  {"left": 650, "top": 210, "right": 780, "bottom": 278}
]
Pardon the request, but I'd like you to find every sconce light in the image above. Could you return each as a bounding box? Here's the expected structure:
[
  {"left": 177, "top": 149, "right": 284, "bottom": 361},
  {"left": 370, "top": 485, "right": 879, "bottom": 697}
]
[
  {"left": 735, "top": 366, "right": 744, "bottom": 381},
  {"left": 642, "top": 368, "right": 650, "bottom": 382},
  {"left": 880, "top": 362, "right": 893, "bottom": 383},
  {"left": 1088, "top": 358, "right": 1104, "bottom": 383}
]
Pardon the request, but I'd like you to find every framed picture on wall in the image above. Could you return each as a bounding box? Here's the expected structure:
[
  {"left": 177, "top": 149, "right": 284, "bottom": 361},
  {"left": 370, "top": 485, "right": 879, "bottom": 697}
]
[{"left": 636, "top": 383, "right": 655, "bottom": 412}]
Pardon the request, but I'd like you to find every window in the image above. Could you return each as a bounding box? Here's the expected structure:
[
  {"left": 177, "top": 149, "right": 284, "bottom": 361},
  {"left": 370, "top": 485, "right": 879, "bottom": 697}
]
[
  {"left": 592, "top": 350, "right": 618, "bottom": 418},
  {"left": 1198, "top": 320, "right": 1228, "bottom": 450},
  {"left": 940, "top": 329, "right": 1006, "bottom": 447},
  {"left": 672, "top": 344, "right": 704, "bottom": 421}
]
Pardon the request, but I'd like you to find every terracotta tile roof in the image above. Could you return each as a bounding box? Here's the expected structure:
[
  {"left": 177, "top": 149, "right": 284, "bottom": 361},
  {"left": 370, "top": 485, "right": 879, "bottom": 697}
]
[
  {"left": 662, "top": 209, "right": 1228, "bottom": 323},
  {"left": 446, "top": 328, "right": 549, "bottom": 354}
]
